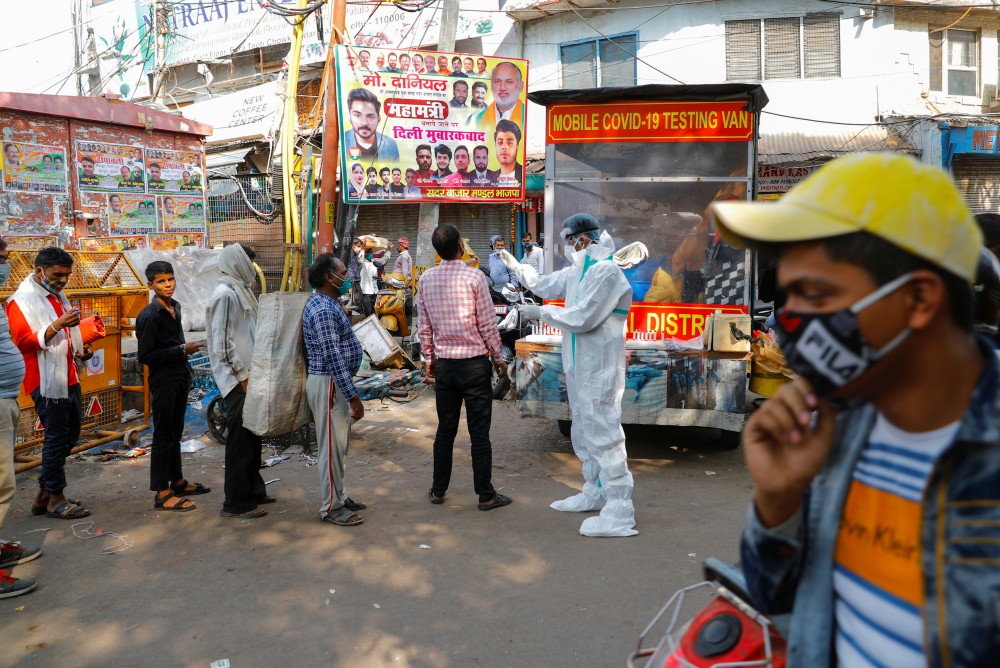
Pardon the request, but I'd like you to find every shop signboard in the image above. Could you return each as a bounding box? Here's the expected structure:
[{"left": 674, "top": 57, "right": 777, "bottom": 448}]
[
  {"left": 334, "top": 46, "right": 527, "bottom": 204},
  {"left": 756, "top": 164, "right": 818, "bottom": 195},
  {"left": 545, "top": 100, "right": 754, "bottom": 144},
  {"left": 1, "top": 142, "right": 68, "bottom": 194}
]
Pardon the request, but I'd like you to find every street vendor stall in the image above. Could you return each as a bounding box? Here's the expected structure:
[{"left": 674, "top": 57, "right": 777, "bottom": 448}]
[{"left": 516, "top": 84, "right": 768, "bottom": 434}]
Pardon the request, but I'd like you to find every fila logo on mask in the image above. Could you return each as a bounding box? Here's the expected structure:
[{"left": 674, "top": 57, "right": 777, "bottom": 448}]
[{"left": 798, "top": 320, "right": 865, "bottom": 385}]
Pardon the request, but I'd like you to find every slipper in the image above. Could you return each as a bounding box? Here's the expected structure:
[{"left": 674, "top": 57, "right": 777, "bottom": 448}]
[
  {"left": 46, "top": 501, "right": 91, "bottom": 520},
  {"left": 344, "top": 497, "right": 367, "bottom": 511},
  {"left": 32, "top": 497, "right": 82, "bottom": 516},
  {"left": 220, "top": 507, "right": 267, "bottom": 519},
  {"left": 256, "top": 495, "right": 277, "bottom": 505},
  {"left": 170, "top": 480, "right": 211, "bottom": 496},
  {"left": 428, "top": 489, "right": 445, "bottom": 505},
  {"left": 478, "top": 493, "right": 512, "bottom": 512},
  {"left": 322, "top": 508, "right": 364, "bottom": 526},
  {"left": 154, "top": 491, "right": 195, "bottom": 512}
]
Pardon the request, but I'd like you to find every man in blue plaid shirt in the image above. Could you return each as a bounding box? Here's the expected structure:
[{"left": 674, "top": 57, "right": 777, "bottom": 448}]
[{"left": 302, "top": 254, "right": 367, "bottom": 527}]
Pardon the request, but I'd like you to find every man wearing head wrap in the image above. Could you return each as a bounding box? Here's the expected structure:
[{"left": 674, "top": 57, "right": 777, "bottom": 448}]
[
  {"left": 206, "top": 244, "right": 269, "bottom": 519},
  {"left": 498, "top": 213, "right": 636, "bottom": 537}
]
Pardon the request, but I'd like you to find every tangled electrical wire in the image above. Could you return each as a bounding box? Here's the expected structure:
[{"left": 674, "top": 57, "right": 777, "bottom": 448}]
[
  {"left": 258, "top": 0, "right": 327, "bottom": 25},
  {"left": 392, "top": 0, "right": 440, "bottom": 12}
]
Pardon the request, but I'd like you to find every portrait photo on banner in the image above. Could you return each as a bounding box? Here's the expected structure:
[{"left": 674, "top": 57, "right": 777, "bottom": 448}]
[
  {"left": 74, "top": 141, "right": 146, "bottom": 194},
  {"left": 334, "top": 46, "right": 528, "bottom": 204}
]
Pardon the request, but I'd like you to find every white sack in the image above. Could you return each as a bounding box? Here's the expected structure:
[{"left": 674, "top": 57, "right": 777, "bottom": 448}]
[
  {"left": 244, "top": 292, "right": 312, "bottom": 437},
  {"left": 125, "top": 248, "right": 221, "bottom": 332}
]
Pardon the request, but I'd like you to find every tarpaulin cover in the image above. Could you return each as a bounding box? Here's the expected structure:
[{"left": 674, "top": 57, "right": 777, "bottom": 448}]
[
  {"left": 125, "top": 248, "right": 220, "bottom": 332},
  {"left": 244, "top": 293, "right": 312, "bottom": 437},
  {"left": 528, "top": 83, "right": 769, "bottom": 112}
]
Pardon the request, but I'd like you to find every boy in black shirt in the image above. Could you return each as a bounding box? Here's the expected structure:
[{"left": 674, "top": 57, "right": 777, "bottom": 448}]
[{"left": 136, "top": 261, "right": 209, "bottom": 511}]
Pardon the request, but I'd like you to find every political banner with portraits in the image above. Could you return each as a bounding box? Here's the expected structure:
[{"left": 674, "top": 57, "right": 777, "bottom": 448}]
[
  {"left": 1, "top": 142, "right": 68, "bottom": 194},
  {"left": 79, "top": 235, "right": 149, "bottom": 252},
  {"left": 149, "top": 233, "right": 206, "bottom": 250},
  {"left": 334, "top": 46, "right": 527, "bottom": 204},
  {"left": 74, "top": 141, "right": 146, "bottom": 194},
  {"left": 107, "top": 194, "right": 157, "bottom": 234},
  {"left": 144, "top": 148, "right": 205, "bottom": 195},
  {"left": 159, "top": 196, "right": 207, "bottom": 233},
  {"left": 4, "top": 235, "right": 58, "bottom": 251}
]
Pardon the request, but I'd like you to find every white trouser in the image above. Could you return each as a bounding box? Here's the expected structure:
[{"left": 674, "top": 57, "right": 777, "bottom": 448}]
[{"left": 306, "top": 375, "right": 352, "bottom": 519}]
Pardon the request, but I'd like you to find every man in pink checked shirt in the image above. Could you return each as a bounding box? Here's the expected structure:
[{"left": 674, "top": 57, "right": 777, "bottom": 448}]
[{"left": 417, "top": 224, "right": 513, "bottom": 512}]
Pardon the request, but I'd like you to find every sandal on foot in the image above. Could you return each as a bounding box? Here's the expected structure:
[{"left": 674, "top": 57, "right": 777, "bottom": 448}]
[
  {"left": 170, "top": 480, "right": 211, "bottom": 496},
  {"left": 220, "top": 507, "right": 266, "bottom": 519},
  {"left": 154, "top": 491, "right": 195, "bottom": 512},
  {"left": 321, "top": 508, "right": 364, "bottom": 526},
  {"left": 478, "top": 493, "right": 512, "bottom": 511},
  {"left": 428, "top": 489, "right": 445, "bottom": 505},
  {"left": 344, "top": 497, "right": 367, "bottom": 511},
  {"left": 32, "top": 497, "right": 81, "bottom": 516},
  {"left": 256, "top": 495, "right": 277, "bottom": 505},
  {"left": 46, "top": 501, "right": 91, "bottom": 520}
]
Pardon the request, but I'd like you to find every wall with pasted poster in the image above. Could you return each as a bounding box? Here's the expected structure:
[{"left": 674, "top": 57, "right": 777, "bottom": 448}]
[{"left": 0, "top": 92, "right": 210, "bottom": 246}]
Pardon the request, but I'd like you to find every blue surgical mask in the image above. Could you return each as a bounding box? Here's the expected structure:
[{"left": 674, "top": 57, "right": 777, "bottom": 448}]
[{"left": 0, "top": 264, "right": 10, "bottom": 286}]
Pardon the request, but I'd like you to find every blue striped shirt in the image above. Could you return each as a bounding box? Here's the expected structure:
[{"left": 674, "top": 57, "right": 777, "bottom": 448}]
[
  {"left": 0, "top": 305, "right": 25, "bottom": 398},
  {"left": 834, "top": 414, "right": 958, "bottom": 668},
  {"left": 302, "top": 293, "right": 362, "bottom": 400}
]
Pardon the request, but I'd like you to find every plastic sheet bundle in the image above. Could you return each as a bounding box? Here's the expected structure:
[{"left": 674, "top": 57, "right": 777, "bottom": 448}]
[{"left": 243, "top": 293, "right": 312, "bottom": 437}]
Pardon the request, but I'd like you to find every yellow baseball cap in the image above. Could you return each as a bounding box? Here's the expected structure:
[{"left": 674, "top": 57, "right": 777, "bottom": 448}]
[{"left": 710, "top": 152, "right": 983, "bottom": 282}]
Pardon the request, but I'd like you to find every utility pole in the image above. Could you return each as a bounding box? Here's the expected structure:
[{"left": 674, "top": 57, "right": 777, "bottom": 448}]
[
  {"left": 83, "top": 27, "right": 102, "bottom": 95},
  {"left": 322, "top": 0, "right": 348, "bottom": 264},
  {"left": 151, "top": 0, "right": 170, "bottom": 102}
]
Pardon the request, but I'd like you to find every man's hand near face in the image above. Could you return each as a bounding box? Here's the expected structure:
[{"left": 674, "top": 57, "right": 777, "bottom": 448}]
[{"left": 743, "top": 378, "right": 837, "bottom": 528}]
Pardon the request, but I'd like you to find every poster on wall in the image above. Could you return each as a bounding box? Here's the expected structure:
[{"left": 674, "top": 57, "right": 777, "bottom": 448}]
[
  {"left": 79, "top": 235, "right": 148, "bottom": 252},
  {"left": 149, "top": 233, "right": 206, "bottom": 250},
  {"left": 107, "top": 193, "right": 157, "bottom": 234},
  {"left": 4, "top": 235, "right": 58, "bottom": 250},
  {"left": 144, "top": 148, "right": 205, "bottom": 195},
  {"left": 74, "top": 141, "right": 145, "bottom": 193},
  {"left": 159, "top": 196, "right": 206, "bottom": 233},
  {"left": 334, "top": 46, "right": 528, "bottom": 204},
  {"left": 1, "top": 142, "right": 68, "bottom": 194}
]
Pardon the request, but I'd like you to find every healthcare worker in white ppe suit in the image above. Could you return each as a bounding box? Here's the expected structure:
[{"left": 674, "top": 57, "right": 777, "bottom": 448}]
[{"left": 499, "top": 213, "right": 637, "bottom": 537}]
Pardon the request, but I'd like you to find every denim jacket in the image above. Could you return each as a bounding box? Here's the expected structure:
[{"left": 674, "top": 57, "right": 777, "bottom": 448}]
[{"left": 741, "top": 340, "right": 1000, "bottom": 668}]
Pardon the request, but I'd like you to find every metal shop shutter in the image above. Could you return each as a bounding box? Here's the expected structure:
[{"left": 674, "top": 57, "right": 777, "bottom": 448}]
[
  {"left": 952, "top": 157, "right": 1000, "bottom": 214},
  {"left": 353, "top": 204, "right": 420, "bottom": 253},
  {"left": 440, "top": 203, "right": 512, "bottom": 263}
]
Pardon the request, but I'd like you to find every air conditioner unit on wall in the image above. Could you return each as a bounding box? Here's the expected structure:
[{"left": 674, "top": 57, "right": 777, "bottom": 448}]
[{"left": 859, "top": 7, "right": 875, "bottom": 19}]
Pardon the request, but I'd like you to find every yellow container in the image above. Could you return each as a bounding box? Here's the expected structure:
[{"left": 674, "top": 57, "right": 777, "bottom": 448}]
[{"left": 749, "top": 367, "right": 791, "bottom": 397}]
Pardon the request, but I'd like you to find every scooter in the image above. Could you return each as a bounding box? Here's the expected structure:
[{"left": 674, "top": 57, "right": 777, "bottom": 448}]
[
  {"left": 375, "top": 272, "right": 410, "bottom": 338},
  {"left": 491, "top": 282, "right": 535, "bottom": 399},
  {"left": 628, "top": 558, "right": 787, "bottom": 668}
]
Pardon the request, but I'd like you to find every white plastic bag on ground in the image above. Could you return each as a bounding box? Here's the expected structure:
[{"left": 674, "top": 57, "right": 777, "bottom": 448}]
[{"left": 244, "top": 292, "right": 312, "bottom": 437}]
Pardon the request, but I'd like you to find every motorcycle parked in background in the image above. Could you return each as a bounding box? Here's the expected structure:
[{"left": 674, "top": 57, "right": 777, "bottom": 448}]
[
  {"left": 491, "top": 282, "right": 535, "bottom": 399},
  {"left": 375, "top": 272, "right": 410, "bottom": 339}
]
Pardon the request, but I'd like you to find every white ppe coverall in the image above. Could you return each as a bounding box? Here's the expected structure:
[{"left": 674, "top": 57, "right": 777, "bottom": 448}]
[{"left": 504, "top": 233, "right": 637, "bottom": 537}]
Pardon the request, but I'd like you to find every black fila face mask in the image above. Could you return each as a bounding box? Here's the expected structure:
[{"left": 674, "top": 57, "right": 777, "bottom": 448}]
[{"left": 773, "top": 273, "right": 914, "bottom": 399}]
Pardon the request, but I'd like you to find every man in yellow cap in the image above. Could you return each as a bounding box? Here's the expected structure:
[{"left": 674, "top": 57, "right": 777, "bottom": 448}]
[{"left": 711, "top": 152, "right": 999, "bottom": 666}]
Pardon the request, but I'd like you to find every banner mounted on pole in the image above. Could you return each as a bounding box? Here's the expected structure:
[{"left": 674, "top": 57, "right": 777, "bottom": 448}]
[{"left": 334, "top": 46, "right": 528, "bottom": 204}]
